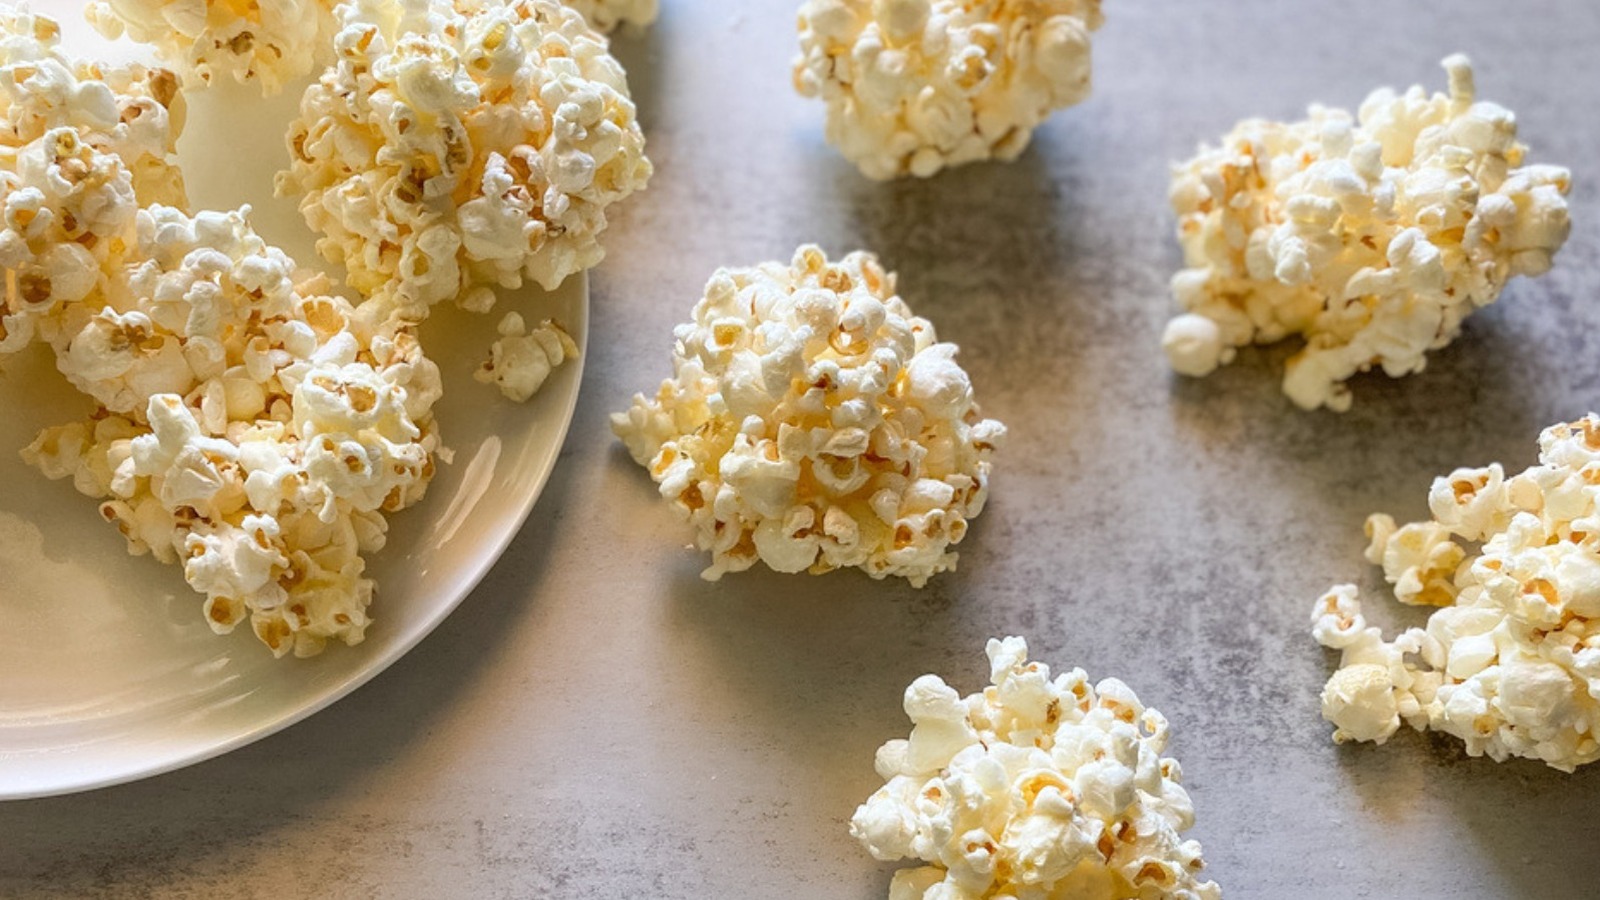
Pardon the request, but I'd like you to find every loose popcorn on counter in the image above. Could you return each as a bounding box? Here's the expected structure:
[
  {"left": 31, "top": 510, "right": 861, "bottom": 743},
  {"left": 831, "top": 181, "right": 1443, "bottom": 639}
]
[
  {"left": 276, "top": 0, "right": 652, "bottom": 320},
  {"left": 564, "top": 0, "right": 657, "bottom": 32},
  {"left": 1313, "top": 415, "right": 1600, "bottom": 771},
  {"left": 18, "top": 201, "right": 443, "bottom": 658},
  {"left": 793, "top": 0, "right": 1104, "bottom": 180},
  {"left": 85, "top": 0, "right": 338, "bottom": 95},
  {"left": 474, "top": 311, "right": 578, "bottom": 402},
  {"left": 853, "top": 637, "right": 1221, "bottom": 900},
  {"left": 0, "top": 8, "right": 187, "bottom": 209},
  {"left": 611, "top": 246, "right": 1004, "bottom": 586},
  {"left": 1164, "top": 55, "right": 1571, "bottom": 411}
]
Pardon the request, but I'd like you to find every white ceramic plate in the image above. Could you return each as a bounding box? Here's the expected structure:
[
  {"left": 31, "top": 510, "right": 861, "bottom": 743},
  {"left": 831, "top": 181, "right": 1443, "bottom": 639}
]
[{"left": 0, "top": 18, "right": 586, "bottom": 799}]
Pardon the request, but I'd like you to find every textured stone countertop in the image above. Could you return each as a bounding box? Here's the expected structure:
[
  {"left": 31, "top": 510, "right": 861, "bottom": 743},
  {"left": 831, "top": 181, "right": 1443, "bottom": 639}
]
[{"left": 4, "top": 1, "right": 1600, "bottom": 897}]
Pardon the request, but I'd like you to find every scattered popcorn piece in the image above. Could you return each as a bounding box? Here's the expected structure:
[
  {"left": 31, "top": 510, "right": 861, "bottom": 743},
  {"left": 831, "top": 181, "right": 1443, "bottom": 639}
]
[
  {"left": 853, "top": 637, "right": 1221, "bottom": 899},
  {"left": 474, "top": 311, "right": 578, "bottom": 402},
  {"left": 1361, "top": 514, "right": 1463, "bottom": 608},
  {"left": 793, "top": 0, "right": 1104, "bottom": 180},
  {"left": 1166, "top": 55, "right": 1572, "bottom": 411},
  {"left": 85, "top": 0, "right": 339, "bottom": 95},
  {"left": 1313, "top": 415, "right": 1600, "bottom": 771},
  {"left": 16, "top": 201, "right": 442, "bottom": 659},
  {"left": 1162, "top": 312, "right": 1232, "bottom": 379},
  {"left": 0, "top": 8, "right": 186, "bottom": 209},
  {"left": 564, "top": 0, "right": 657, "bottom": 32},
  {"left": 611, "top": 245, "right": 1004, "bottom": 586},
  {"left": 276, "top": 0, "right": 652, "bottom": 320}
]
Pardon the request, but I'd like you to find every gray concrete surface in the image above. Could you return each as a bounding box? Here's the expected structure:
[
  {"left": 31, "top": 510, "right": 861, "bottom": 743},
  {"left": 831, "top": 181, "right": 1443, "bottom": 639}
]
[{"left": 4, "top": 1, "right": 1600, "bottom": 897}]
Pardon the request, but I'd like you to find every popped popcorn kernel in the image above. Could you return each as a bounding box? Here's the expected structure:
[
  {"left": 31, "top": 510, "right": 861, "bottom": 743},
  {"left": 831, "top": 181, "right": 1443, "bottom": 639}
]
[
  {"left": 85, "top": 0, "right": 339, "bottom": 95},
  {"left": 793, "top": 0, "right": 1104, "bottom": 180},
  {"left": 853, "top": 637, "right": 1221, "bottom": 899},
  {"left": 1166, "top": 55, "right": 1572, "bottom": 411},
  {"left": 1313, "top": 415, "right": 1600, "bottom": 771},
  {"left": 564, "top": 0, "right": 657, "bottom": 32},
  {"left": 612, "top": 246, "right": 1005, "bottom": 587},
  {"left": 473, "top": 311, "right": 578, "bottom": 402},
  {"left": 276, "top": 0, "right": 652, "bottom": 318}
]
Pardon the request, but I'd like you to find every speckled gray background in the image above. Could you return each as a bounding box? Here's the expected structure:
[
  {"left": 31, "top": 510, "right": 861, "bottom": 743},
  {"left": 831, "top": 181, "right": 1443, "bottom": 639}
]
[{"left": 5, "top": 1, "right": 1600, "bottom": 897}]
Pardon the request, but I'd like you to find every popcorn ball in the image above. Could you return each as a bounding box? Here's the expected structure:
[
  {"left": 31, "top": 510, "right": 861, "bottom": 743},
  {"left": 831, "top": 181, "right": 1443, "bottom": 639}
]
[
  {"left": 1313, "top": 415, "right": 1600, "bottom": 771},
  {"left": 86, "top": 0, "right": 339, "bottom": 95},
  {"left": 793, "top": 0, "right": 1104, "bottom": 180},
  {"left": 564, "top": 0, "right": 657, "bottom": 32},
  {"left": 612, "top": 246, "right": 1004, "bottom": 586},
  {"left": 1164, "top": 55, "right": 1571, "bottom": 411},
  {"left": 276, "top": 0, "right": 653, "bottom": 320},
  {"left": 474, "top": 311, "right": 578, "bottom": 402},
  {"left": 0, "top": 128, "right": 138, "bottom": 355},
  {"left": 853, "top": 637, "right": 1221, "bottom": 900},
  {"left": 19, "top": 202, "right": 442, "bottom": 658},
  {"left": 0, "top": 9, "right": 443, "bottom": 659},
  {"left": 0, "top": 10, "right": 185, "bottom": 359},
  {"left": 0, "top": 8, "right": 186, "bottom": 210}
]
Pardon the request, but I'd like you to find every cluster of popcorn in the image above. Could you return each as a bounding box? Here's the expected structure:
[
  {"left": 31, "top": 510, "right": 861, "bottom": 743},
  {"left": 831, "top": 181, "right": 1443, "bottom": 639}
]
[
  {"left": 86, "top": 0, "right": 339, "bottom": 95},
  {"left": 612, "top": 246, "right": 1004, "bottom": 586},
  {"left": 1313, "top": 415, "right": 1600, "bottom": 771},
  {"left": 0, "top": 8, "right": 186, "bottom": 356},
  {"left": 474, "top": 311, "right": 578, "bottom": 402},
  {"left": 0, "top": 11, "right": 442, "bottom": 657},
  {"left": 852, "top": 637, "right": 1220, "bottom": 900},
  {"left": 793, "top": 0, "right": 1104, "bottom": 180},
  {"left": 564, "top": 0, "right": 658, "bottom": 32},
  {"left": 18, "top": 202, "right": 442, "bottom": 658},
  {"left": 0, "top": 129, "right": 137, "bottom": 355},
  {"left": 0, "top": 7, "right": 186, "bottom": 209},
  {"left": 1163, "top": 55, "right": 1572, "bottom": 411},
  {"left": 277, "top": 0, "right": 653, "bottom": 323}
]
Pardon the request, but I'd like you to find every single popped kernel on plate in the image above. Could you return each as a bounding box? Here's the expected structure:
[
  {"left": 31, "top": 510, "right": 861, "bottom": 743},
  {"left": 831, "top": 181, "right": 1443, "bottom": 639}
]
[{"left": 0, "top": 14, "right": 586, "bottom": 799}]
